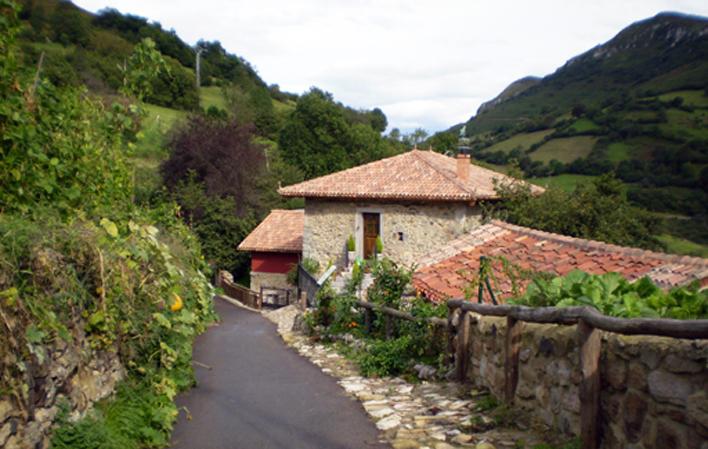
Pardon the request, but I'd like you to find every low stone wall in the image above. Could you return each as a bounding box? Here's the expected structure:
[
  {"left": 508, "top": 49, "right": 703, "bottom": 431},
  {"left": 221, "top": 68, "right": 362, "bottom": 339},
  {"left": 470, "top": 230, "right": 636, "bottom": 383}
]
[
  {"left": 0, "top": 336, "right": 124, "bottom": 449},
  {"left": 465, "top": 315, "right": 707, "bottom": 449}
]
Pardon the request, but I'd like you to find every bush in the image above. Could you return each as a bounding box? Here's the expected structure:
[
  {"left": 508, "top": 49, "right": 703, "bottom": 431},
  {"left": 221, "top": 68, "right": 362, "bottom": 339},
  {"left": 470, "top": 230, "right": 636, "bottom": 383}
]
[
  {"left": 510, "top": 270, "right": 707, "bottom": 319},
  {"left": 357, "top": 336, "right": 415, "bottom": 377}
]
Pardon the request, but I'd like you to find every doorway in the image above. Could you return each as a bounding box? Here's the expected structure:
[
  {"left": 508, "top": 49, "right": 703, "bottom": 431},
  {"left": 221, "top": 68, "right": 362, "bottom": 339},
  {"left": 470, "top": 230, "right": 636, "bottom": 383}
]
[{"left": 362, "top": 213, "right": 380, "bottom": 260}]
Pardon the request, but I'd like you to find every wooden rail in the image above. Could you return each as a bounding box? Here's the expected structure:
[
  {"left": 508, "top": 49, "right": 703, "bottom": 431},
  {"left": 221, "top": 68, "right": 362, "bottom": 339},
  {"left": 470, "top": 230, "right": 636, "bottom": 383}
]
[
  {"left": 446, "top": 299, "right": 708, "bottom": 449},
  {"left": 353, "top": 300, "right": 450, "bottom": 337},
  {"left": 217, "top": 273, "right": 261, "bottom": 309},
  {"left": 447, "top": 300, "right": 708, "bottom": 339}
]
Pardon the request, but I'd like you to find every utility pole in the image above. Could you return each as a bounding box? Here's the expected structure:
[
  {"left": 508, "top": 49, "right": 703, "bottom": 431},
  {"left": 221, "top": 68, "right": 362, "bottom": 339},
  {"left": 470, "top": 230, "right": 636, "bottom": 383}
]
[{"left": 195, "top": 46, "right": 205, "bottom": 88}]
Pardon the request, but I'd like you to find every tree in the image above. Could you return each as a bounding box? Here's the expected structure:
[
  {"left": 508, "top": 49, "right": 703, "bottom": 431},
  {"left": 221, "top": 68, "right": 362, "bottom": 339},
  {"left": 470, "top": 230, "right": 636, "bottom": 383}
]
[
  {"left": 161, "top": 116, "right": 267, "bottom": 216},
  {"left": 403, "top": 128, "right": 429, "bottom": 147},
  {"left": 489, "top": 174, "right": 663, "bottom": 250},
  {"left": 278, "top": 88, "right": 354, "bottom": 178},
  {"left": 279, "top": 88, "right": 399, "bottom": 179},
  {"left": 368, "top": 107, "right": 388, "bottom": 133},
  {"left": 50, "top": 0, "right": 90, "bottom": 47}
]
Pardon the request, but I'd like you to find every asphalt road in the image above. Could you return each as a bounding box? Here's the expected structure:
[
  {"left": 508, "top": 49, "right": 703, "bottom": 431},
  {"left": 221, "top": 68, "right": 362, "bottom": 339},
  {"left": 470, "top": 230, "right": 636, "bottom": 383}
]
[{"left": 170, "top": 298, "right": 390, "bottom": 449}]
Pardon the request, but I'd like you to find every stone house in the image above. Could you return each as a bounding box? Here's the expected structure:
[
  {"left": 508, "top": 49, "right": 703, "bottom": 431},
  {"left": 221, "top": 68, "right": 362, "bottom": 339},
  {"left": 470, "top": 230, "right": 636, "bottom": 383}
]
[
  {"left": 237, "top": 209, "right": 303, "bottom": 296},
  {"left": 275, "top": 149, "right": 541, "bottom": 270}
]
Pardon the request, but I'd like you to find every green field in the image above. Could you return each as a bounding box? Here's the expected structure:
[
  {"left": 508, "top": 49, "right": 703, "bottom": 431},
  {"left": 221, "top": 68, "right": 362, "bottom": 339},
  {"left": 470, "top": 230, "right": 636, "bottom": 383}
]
[
  {"left": 483, "top": 129, "right": 554, "bottom": 154},
  {"left": 657, "top": 89, "right": 708, "bottom": 108},
  {"left": 657, "top": 234, "right": 708, "bottom": 258},
  {"left": 530, "top": 136, "right": 597, "bottom": 163},
  {"left": 659, "top": 108, "right": 708, "bottom": 140},
  {"left": 569, "top": 118, "right": 600, "bottom": 133},
  {"left": 606, "top": 142, "right": 631, "bottom": 163},
  {"left": 200, "top": 86, "right": 228, "bottom": 110},
  {"left": 143, "top": 103, "right": 186, "bottom": 133},
  {"left": 529, "top": 174, "right": 596, "bottom": 192}
]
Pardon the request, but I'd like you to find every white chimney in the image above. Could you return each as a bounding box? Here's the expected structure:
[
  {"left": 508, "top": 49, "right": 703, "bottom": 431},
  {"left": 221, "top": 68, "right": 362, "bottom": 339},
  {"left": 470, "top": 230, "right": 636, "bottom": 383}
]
[{"left": 456, "top": 152, "right": 470, "bottom": 182}]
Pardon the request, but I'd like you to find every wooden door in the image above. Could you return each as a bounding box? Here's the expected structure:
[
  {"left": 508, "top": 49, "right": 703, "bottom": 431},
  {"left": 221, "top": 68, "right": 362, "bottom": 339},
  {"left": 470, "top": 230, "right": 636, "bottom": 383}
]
[{"left": 362, "top": 213, "right": 380, "bottom": 259}]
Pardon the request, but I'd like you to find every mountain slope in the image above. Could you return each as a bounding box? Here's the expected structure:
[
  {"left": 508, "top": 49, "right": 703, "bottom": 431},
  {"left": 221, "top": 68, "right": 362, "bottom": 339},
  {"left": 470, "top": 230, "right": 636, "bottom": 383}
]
[
  {"left": 440, "top": 12, "right": 708, "bottom": 257},
  {"left": 465, "top": 12, "right": 708, "bottom": 134}
]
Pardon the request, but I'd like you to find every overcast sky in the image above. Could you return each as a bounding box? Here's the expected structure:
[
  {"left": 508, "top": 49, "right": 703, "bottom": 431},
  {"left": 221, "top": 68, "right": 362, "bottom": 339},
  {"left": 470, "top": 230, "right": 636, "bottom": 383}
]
[{"left": 74, "top": 0, "right": 708, "bottom": 133}]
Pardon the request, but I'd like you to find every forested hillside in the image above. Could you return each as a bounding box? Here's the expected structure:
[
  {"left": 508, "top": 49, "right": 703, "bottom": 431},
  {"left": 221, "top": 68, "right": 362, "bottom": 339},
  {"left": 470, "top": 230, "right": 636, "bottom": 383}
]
[
  {"left": 431, "top": 12, "right": 708, "bottom": 256},
  {"left": 14, "top": 0, "right": 404, "bottom": 282}
]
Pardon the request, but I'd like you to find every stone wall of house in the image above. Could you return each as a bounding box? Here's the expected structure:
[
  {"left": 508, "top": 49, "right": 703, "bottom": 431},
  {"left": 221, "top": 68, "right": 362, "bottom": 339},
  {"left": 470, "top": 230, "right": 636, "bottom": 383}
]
[
  {"left": 465, "top": 315, "right": 707, "bottom": 449},
  {"left": 303, "top": 199, "right": 482, "bottom": 269},
  {"left": 251, "top": 271, "right": 297, "bottom": 301},
  {"left": 0, "top": 336, "right": 124, "bottom": 449}
]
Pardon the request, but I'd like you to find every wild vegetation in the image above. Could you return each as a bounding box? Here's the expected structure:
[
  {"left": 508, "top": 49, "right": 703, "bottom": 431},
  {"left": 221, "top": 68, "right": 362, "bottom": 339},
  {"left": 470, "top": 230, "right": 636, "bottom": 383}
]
[
  {"left": 487, "top": 173, "right": 663, "bottom": 250},
  {"left": 509, "top": 270, "right": 707, "bottom": 319},
  {"left": 1, "top": 3, "right": 214, "bottom": 447},
  {"left": 303, "top": 260, "right": 447, "bottom": 378}
]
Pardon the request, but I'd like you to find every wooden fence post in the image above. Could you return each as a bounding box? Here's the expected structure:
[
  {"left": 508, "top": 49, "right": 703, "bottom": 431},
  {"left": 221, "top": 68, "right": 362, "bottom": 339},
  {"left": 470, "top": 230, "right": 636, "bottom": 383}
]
[
  {"left": 446, "top": 307, "right": 456, "bottom": 366},
  {"left": 577, "top": 319, "right": 601, "bottom": 449},
  {"left": 455, "top": 310, "right": 470, "bottom": 382},
  {"left": 504, "top": 316, "right": 522, "bottom": 403},
  {"left": 364, "top": 308, "right": 373, "bottom": 335}
]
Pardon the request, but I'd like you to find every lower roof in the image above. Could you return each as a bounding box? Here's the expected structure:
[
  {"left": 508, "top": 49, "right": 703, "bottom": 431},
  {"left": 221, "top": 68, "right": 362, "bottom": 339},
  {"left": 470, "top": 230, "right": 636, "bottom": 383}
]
[
  {"left": 413, "top": 220, "right": 708, "bottom": 303},
  {"left": 237, "top": 209, "right": 304, "bottom": 253}
]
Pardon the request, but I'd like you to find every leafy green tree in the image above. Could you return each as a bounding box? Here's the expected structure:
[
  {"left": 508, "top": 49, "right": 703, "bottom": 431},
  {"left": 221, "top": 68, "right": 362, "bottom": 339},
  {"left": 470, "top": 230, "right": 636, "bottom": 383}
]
[
  {"left": 489, "top": 174, "right": 663, "bottom": 250},
  {"left": 368, "top": 107, "right": 387, "bottom": 133},
  {"left": 120, "top": 37, "right": 169, "bottom": 102},
  {"left": 50, "top": 0, "right": 90, "bottom": 47},
  {"left": 279, "top": 88, "right": 398, "bottom": 179},
  {"left": 279, "top": 88, "right": 351, "bottom": 178}
]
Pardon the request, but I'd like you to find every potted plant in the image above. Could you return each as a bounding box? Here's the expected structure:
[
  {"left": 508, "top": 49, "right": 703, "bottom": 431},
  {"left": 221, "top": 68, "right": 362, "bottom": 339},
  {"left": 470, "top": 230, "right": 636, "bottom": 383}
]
[
  {"left": 346, "top": 235, "right": 356, "bottom": 267},
  {"left": 375, "top": 235, "right": 384, "bottom": 260}
]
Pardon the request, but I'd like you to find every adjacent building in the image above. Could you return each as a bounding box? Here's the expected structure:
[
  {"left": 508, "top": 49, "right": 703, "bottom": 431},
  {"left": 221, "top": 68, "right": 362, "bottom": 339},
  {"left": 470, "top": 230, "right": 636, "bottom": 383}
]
[{"left": 237, "top": 209, "right": 303, "bottom": 295}]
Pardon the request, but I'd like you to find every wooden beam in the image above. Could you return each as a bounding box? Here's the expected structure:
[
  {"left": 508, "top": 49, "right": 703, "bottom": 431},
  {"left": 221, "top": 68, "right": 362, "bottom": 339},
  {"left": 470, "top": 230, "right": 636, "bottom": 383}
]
[
  {"left": 451, "top": 301, "right": 708, "bottom": 339},
  {"left": 504, "top": 316, "right": 522, "bottom": 403},
  {"left": 577, "top": 319, "right": 601, "bottom": 449}
]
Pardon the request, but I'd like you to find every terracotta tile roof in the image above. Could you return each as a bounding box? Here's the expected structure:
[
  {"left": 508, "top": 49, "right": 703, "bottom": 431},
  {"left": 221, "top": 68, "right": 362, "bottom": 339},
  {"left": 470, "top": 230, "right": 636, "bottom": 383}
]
[
  {"left": 237, "top": 209, "right": 303, "bottom": 253},
  {"left": 278, "top": 149, "right": 543, "bottom": 202},
  {"left": 413, "top": 220, "right": 708, "bottom": 303}
]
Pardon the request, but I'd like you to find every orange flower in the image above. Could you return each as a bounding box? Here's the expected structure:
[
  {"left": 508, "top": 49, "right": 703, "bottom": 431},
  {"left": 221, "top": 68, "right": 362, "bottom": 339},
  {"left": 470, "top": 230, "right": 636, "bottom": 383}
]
[{"left": 170, "top": 293, "right": 183, "bottom": 312}]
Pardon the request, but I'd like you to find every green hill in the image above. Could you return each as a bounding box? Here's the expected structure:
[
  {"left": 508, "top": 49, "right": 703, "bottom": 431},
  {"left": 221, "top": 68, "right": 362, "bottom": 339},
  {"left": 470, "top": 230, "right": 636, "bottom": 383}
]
[{"left": 434, "top": 12, "right": 708, "bottom": 256}]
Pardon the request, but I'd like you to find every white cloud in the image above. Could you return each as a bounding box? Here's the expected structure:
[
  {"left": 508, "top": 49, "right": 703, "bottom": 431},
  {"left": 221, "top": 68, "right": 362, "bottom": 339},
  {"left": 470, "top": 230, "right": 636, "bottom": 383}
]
[{"left": 74, "top": 0, "right": 708, "bottom": 133}]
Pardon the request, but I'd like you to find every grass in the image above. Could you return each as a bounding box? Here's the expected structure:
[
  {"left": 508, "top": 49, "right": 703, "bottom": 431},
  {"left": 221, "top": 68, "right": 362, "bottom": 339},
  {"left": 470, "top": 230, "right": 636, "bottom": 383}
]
[
  {"left": 657, "top": 89, "right": 708, "bottom": 108},
  {"left": 199, "top": 86, "right": 228, "bottom": 110},
  {"left": 657, "top": 234, "right": 708, "bottom": 258},
  {"left": 529, "top": 174, "right": 596, "bottom": 192},
  {"left": 568, "top": 118, "right": 600, "bottom": 133},
  {"left": 659, "top": 108, "right": 708, "bottom": 140},
  {"left": 483, "top": 129, "right": 554, "bottom": 154},
  {"left": 606, "top": 142, "right": 631, "bottom": 163},
  {"left": 530, "top": 136, "right": 597, "bottom": 163},
  {"left": 143, "top": 103, "right": 186, "bottom": 133}
]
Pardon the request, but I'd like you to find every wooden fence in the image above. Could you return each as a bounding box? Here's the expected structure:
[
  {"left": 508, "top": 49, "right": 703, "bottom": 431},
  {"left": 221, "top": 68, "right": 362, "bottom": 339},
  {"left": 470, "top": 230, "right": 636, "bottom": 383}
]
[
  {"left": 344, "top": 296, "right": 708, "bottom": 449},
  {"left": 216, "top": 272, "right": 261, "bottom": 309},
  {"left": 445, "top": 299, "right": 708, "bottom": 449}
]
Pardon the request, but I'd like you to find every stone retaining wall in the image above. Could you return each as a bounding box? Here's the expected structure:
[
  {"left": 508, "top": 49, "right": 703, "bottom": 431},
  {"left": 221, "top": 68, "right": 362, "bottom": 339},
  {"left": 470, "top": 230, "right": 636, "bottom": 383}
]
[
  {"left": 0, "top": 335, "right": 124, "bottom": 449},
  {"left": 465, "top": 315, "right": 707, "bottom": 449}
]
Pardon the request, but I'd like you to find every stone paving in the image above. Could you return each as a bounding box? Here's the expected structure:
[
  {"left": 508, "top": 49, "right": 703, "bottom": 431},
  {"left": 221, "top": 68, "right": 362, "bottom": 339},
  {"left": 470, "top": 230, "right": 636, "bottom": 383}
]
[{"left": 263, "top": 306, "right": 548, "bottom": 449}]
